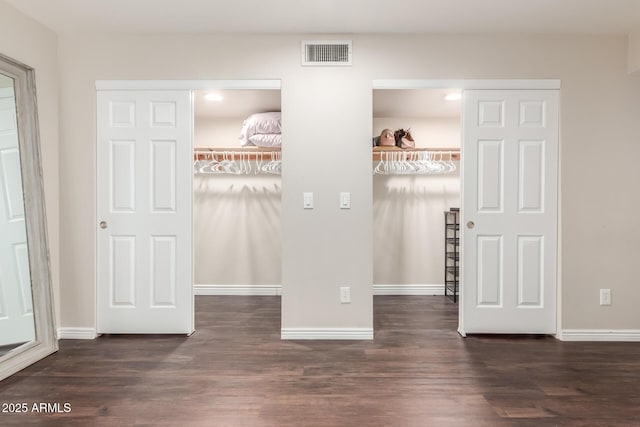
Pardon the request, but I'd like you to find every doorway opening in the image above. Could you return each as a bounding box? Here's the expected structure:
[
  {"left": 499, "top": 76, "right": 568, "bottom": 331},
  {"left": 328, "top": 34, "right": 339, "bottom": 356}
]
[
  {"left": 372, "top": 87, "right": 462, "bottom": 333},
  {"left": 192, "top": 88, "right": 282, "bottom": 299}
]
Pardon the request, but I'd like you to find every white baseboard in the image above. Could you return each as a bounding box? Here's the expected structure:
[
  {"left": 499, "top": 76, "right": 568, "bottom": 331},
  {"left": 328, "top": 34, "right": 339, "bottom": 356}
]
[
  {"left": 373, "top": 284, "right": 444, "bottom": 295},
  {"left": 57, "top": 327, "right": 97, "bottom": 340},
  {"left": 194, "top": 284, "right": 282, "bottom": 296},
  {"left": 281, "top": 328, "right": 374, "bottom": 340},
  {"left": 195, "top": 284, "right": 443, "bottom": 296},
  {"left": 560, "top": 329, "right": 640, "bottom": 341}
]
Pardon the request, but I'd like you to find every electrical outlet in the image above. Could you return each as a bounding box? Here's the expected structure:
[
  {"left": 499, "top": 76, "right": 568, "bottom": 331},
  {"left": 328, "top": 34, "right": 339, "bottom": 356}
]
[
  {"left": 340, "top": 286, "right": 351, "bottom": 304},
  {"left": 600, "top": 289, "right": 611, "bottom": 306}
]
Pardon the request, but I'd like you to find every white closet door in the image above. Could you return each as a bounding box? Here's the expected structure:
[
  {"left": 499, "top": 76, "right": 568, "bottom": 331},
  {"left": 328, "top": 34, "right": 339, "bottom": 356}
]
[
  {"left": 97, "top": 90, "right": 193, "bottom": 334},
  {"left": 0, "top": 88, "right": 35, "bottom": 346},
  {"left": 462, "top": 89, "right": 558, "bottom": 334}
]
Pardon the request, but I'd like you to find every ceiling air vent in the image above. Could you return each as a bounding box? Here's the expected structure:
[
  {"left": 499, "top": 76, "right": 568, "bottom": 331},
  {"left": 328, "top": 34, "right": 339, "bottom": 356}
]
[{"left": 302, "top": 40, "right": 352, "bottom": 66}]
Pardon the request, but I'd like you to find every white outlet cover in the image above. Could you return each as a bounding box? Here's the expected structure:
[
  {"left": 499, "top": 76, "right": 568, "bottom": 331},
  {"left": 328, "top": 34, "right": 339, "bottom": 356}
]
[{"left": 340, "top": 286, "right": 351, "bottom": 303}]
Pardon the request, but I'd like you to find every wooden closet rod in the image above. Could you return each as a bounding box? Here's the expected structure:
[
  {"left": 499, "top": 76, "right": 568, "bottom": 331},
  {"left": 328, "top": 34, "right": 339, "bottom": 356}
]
[
  {"left": 194, "top": 147, "right": 281, "bottom": 161},
  {"left": 373, "top": 147, "right": 460, "bottom": 161},
  {"left": 194, "top": 146, "right": 460, "bottom": 161}
]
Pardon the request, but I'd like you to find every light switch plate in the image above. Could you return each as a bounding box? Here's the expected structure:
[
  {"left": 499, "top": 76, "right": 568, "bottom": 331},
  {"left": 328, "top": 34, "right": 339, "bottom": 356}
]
[
  {"left": 303, "top": 192, "right": 313, "bottom": 209},
  {"left": 340, "top": 192, "right": 350, "bottom": 209}
]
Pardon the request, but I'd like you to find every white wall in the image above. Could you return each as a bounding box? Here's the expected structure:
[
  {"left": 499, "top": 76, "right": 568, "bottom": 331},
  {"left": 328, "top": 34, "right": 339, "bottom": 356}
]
[
  {"left": 373, "top": 117, "right": 460, "bottom": 287},
  {"left": 281, "top": 68, "right": 373, "bottom": 330},
  {"left": 194, "top": 117, "right": 244, "bottom": 148},
  {"left": 0, "top": 1, "right": 59, "bottom": 325},
  {"left": 194, "top": 174, "right": 281, "bottom": 286},
  {"left": 373, "top": 173, "right": 460, "bottom": 286},
  {"left": 373, "top": 117, "right": 460, "bottom": 149},
  {"left": 628, "top": 31, "right": 640, "bottom": 74},
  {"left": 56, "top": 33, "right": 640, "bottom": 332}
]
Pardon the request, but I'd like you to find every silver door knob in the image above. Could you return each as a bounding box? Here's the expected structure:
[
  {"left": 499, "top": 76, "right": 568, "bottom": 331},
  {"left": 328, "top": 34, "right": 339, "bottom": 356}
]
[
  {"left": 466, "top": 221, "right": 475, "bottom": 229},
  {"left": 99, "top": 221, "right": 108, "bottom": 229}
]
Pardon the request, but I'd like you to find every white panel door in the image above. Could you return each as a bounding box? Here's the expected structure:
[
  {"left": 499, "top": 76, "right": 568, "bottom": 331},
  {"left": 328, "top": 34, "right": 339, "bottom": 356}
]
[
  {"left": 0, "top": 88, "right": 35, "bottom": 346},
  {"left": 97, "top": 90, "right": 193, "bottom": 333},
  {"left": 462, "top": 90, "right": 558, "bottom": 334}
]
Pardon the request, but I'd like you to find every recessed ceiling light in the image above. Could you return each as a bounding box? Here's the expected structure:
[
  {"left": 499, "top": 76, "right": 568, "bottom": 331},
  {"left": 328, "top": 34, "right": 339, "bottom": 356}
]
[
  {"left": 444, "top": 92, "right": 462, "bottom": 101},
  {"left": 205, "top": 93, "right": 224, "bottom": 102}
]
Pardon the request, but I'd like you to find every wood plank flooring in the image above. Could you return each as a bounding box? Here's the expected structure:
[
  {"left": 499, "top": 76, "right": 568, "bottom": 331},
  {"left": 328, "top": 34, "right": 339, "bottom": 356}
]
[{"left": 1, "top": 296, "right": 640, "bottom": 426}]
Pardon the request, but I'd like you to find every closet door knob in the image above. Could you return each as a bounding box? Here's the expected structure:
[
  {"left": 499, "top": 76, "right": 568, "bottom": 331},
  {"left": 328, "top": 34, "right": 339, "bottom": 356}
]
[
  {"left": 466, "top": 221, "right": 475, "bottom": 229},
  {"left": 99, "top": 221, "right": 108, "bottom": 229}
]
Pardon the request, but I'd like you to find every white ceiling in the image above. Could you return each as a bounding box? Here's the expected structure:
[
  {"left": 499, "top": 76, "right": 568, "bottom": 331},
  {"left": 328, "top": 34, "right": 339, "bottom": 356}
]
[{"left": 5, "top": 0, "right": 640, "bottom": 35}]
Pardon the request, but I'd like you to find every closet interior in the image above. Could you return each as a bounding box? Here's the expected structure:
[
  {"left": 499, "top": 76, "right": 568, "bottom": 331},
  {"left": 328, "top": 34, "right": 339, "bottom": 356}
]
[
  {"left": 193, "top": 89, "right": 282, "bottom": 290},
  {"left": 372, "top": 89, "right": 461, "bottom": 301}
]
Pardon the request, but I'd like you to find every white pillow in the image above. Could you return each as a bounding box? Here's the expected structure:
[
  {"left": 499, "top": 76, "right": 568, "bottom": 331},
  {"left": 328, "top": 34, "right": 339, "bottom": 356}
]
[
  {"left": 238, "top": 112, "right": 281, "bottom": 146},
  {"left": 249, "top": 133, "right": 282, "bottom": 147}
]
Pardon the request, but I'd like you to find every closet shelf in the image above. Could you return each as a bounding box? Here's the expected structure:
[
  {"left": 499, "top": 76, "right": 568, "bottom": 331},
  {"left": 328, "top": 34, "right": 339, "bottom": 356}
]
[
  {"left": 373, "top": 146, "right": 460, "bottom": 161},
  {"left": 194, "top": 146, "right": 458, "bottom": 161},
  {"left": 194, "top": 147, "right": 281, "bottom": 161}
]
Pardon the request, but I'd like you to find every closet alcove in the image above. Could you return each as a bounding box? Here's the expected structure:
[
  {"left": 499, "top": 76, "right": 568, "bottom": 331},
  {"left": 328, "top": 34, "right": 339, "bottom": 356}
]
[
  {"left": 193, "top": 89, "right": 282, "bottom": 295},
  {"left": 372, "top": 88, "right": 461, "bottom": 305}
]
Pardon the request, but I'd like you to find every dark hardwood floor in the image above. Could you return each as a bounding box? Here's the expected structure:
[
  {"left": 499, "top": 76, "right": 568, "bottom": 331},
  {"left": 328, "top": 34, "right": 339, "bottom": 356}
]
[{"left": 1, "top": 296, "right": 640, "bottom": 426}]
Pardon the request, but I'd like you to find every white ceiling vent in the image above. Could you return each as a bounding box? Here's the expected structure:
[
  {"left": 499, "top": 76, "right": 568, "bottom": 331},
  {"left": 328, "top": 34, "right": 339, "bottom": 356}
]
[{"left": 302, "top": 40, "right": 352, "bottom": 66}]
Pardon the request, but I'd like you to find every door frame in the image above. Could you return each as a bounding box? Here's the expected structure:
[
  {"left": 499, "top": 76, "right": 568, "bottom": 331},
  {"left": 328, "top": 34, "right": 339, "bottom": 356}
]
[
  {"left": 94, "top": 79, "right": 282, "bottom": 333},
  {"left": 372, "top": 79, "right": 562, "bottom": 337}
]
